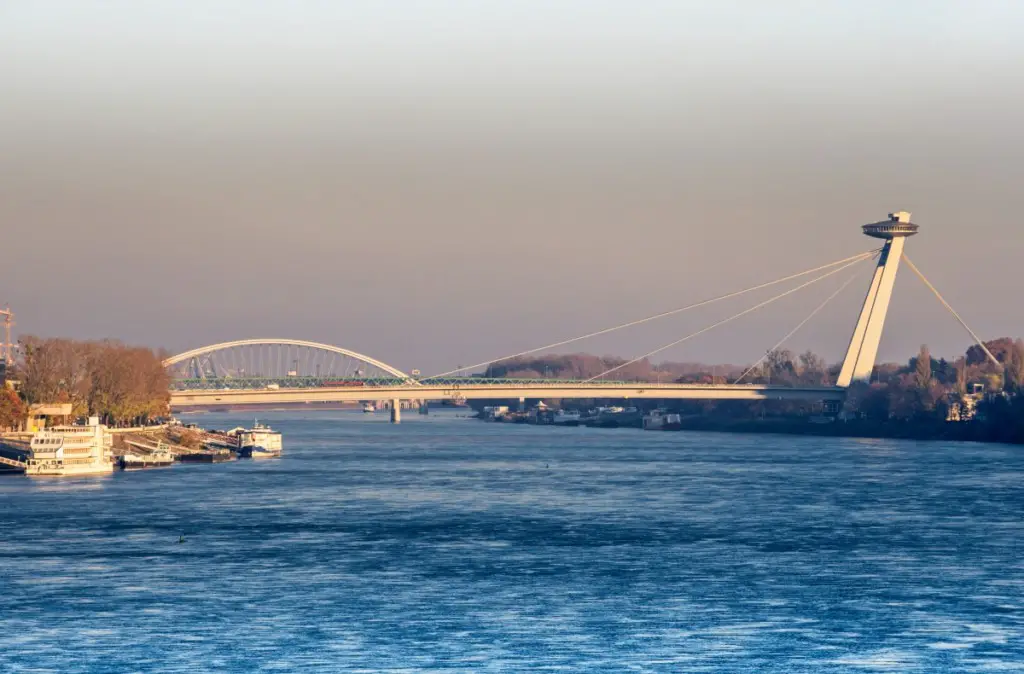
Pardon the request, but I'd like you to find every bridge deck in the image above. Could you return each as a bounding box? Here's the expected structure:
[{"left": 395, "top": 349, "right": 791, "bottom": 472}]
[{"left": 171, "top": 381, "right": 846, "bottom": 406}]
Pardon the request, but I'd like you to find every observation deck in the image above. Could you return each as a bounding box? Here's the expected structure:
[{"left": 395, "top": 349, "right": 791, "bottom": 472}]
[{"left": 863, "top": 211, "right": 919, "bottom": 239}]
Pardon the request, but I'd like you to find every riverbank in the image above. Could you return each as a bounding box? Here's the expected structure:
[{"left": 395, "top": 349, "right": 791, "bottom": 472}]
[
  {"left": 476, "top": 411, "right": 1020, "bottom": 445},
  {"left": 0, "top": 422, "right": 246, "bottom": 475},
  {"left": 666, "top": 416, "right": 1001, "bottom": 443}
]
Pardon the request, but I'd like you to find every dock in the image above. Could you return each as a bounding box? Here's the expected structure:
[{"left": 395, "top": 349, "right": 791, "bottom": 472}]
[
  {"left": 0, "top": 455, "right": 27, "bottom": 472},
  {"left": 121, "top": 436, "right": 235, "bottom": 465}
]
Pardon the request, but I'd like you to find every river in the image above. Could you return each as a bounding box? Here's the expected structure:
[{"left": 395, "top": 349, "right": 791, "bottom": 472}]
[{"left": 2, "top": 410, "right": 1023, "bottom": 672}]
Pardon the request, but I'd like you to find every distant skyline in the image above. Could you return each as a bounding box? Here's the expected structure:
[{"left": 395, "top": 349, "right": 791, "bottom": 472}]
[{"left": 3, "top": 1, "right": 1023, "bottom": 373}]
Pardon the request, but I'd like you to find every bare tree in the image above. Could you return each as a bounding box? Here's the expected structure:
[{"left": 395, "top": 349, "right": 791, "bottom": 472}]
[
  {"left": 798, "top": 350, "right": 828, "bottom": 385},
  {"left": 955, "top": 357, "right": 967, "bottom": 396},
  {"left": 914, "top": 344, "right": 932, "bottom": 390}
]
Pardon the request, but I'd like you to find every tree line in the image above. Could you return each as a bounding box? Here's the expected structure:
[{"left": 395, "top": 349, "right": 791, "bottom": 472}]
[
  {"left": 846, "top": 338, "right": 1023, "bottom": 422},
  {"left": 484, "top": 354, "right": 742, "bottom": 382},
  {"left": 5, "top": 337, "right": 171, "bottom": 427},
  {"left": 481, "top": 338, "right": 1024, "bottom": 425}
]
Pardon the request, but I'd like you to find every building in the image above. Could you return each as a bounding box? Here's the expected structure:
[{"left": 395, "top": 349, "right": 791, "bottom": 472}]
[
  {"left": 26, "top": 403, "right": 73, "bottom": 432},
  {"left": 946, "top": 384, "right": 987, "bottom": 422}
]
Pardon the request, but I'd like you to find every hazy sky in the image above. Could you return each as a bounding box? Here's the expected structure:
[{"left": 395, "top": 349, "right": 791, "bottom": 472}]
[{"left": 2, "top": 1, "right": 1023, "bottom": 373}]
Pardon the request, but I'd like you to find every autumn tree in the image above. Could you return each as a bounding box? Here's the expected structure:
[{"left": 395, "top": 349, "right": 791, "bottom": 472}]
[
  {"left": 18, "top": 337, "right": 169, "bottom": 425},
  {"left": 0, "top": 388, "right": 26, "bottom": 430},
  {"left": 19, "top": 336, "right": 71, "bottom": 409},
  {"left": 966, "top": 338, "right": 1015, "bottom": 367},
  {"left": 87, "top": 342, "right": 170, "bottom": 424},
  {"left": 1003, "top": 340, "right": 1024, "bottom": 392}
]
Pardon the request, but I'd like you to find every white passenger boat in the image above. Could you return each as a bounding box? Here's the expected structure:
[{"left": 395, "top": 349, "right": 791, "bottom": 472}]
[
  {"left": 362, "top": 402, "right": 376, "bottom": 413},
  {"left": 26, "top": 417, "right": 114, "bottom": 476},
  {"left": 232, "top": 421, "right": 283, "bottom": 459}
]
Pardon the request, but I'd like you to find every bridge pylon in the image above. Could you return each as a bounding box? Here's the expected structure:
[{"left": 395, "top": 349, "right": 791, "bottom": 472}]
[{"left": 837, "top": 211, "right": 919, "bottom": 387}]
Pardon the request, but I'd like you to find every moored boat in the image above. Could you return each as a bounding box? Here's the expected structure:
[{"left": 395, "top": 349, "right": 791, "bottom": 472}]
[
  {"left": 177, "top": 449, "right": 235, "bottom": 463},
  {"left": 119, "top": 443, "right": 175, "bottom": 469},
  {"left": 230, "top": 421, "right": 283, "bottom": 459},
  {"left": 642, "top": 409, "right": 682, "bottom": 431},
  {"left": 592, "top": 406, "right": 642, "bottom": 428},
  {"left": 25, "top": 417, "right": 114, "bottom": 477},
  {"left": 553, "top": 409, "right": 582, "bottom": 426}
]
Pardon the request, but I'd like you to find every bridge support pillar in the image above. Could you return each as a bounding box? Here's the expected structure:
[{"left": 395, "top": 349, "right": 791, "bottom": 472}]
[
  {"left": 518, "top": 397, "right": 526, "bottom": 413},
  {"left": 837, "top": 215, "right": 917, "bottom": 387},
  {"left": 837, "top": 240, "right": 902, "bottom": 386},
  {"left": 419, "top": 401, "right": 429, "bottom": 415},
  {"left": 390, "top": 399, "right": 401, "bottom": 424}
]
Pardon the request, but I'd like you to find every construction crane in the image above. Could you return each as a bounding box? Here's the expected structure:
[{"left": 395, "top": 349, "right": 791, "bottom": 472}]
[{"left": 0, "top": 307, "right": 13, "bottom": 366}]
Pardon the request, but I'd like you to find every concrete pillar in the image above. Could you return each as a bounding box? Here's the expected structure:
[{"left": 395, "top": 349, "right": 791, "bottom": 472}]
[
  {"left": 419, "top": 401, "right": 429, "bottom": 415},
  {"left": 837, "top": 236, "right": 906, "bottom": 387},
  {"left": 390, "top": 399, "right": 401, "bottom": 424},
  {"left": 518, "top": 397, "right": 526, "bottom": 413}
]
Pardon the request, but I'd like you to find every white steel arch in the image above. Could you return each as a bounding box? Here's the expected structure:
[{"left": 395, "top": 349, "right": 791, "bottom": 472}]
[{"left": 163, "top": 338, "right": 413, "bottom": 381}]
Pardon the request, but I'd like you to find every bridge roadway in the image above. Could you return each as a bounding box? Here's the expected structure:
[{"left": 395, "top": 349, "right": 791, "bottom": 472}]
[{"left": 170, "top": 381, "right": 847, "bottom": 407}]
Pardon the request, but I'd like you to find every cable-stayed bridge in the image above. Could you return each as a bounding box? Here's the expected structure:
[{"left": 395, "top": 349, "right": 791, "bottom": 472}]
[{"left": 166, "top": 212, "right": 999, "bottom": 420}]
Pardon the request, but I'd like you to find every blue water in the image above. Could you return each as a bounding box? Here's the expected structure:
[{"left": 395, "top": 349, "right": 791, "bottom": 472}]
[{"left": 2, "top": 411, "right": 1023, "bottom": 672}]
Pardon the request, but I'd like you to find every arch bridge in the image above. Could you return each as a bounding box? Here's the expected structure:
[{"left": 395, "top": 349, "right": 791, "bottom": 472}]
[{"left": 164, "top": 338, "right": 416, "bottom": 389}]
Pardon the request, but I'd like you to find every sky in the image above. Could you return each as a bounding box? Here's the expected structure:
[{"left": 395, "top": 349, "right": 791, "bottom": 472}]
[{"left": 2, "top": 1, "right": 1023, "bottom": 374}]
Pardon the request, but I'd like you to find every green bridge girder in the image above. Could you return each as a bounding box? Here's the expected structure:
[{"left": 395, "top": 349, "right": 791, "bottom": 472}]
[{"left": 171, "top": 375, "right": 646, "bottom": 391}]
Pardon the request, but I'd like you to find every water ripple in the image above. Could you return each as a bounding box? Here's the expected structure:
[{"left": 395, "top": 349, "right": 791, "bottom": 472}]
[{"left": 1, "top": 411, "right": 1022, "bottom": 672}]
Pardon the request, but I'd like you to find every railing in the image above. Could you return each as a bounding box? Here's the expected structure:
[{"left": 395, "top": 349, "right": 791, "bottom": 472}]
[
  {"left": 171, "top": 376, "right": 828, "bottom": 391},
  {"left": 109, "top": 424, "right": 169, "bottom": 434},
  {"left": 171, "top": 376, "right": 412, "bottom": 390},
  {"left": 0, "top": 455, "right": 26, "bottom": 469}
]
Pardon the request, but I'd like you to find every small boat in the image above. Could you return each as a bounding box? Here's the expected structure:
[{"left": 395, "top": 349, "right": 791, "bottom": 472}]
[
  {"left": 177, "top": 450, "right": 235, "bottom": 463},
  {"left": 362, "top": 403, "right": 376, "bottom": 414},
  {"left": 642, "top": 409, "right": 682, "bottom": 431},
  {"left": 552, "top": 410, "right": 582, "bottom": 426},
  {"left": 119, "top": 444, "right": 175, "bottom": 469},
  {"left": 594, "top": 406, "right": 643, "bottom": 428}
]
